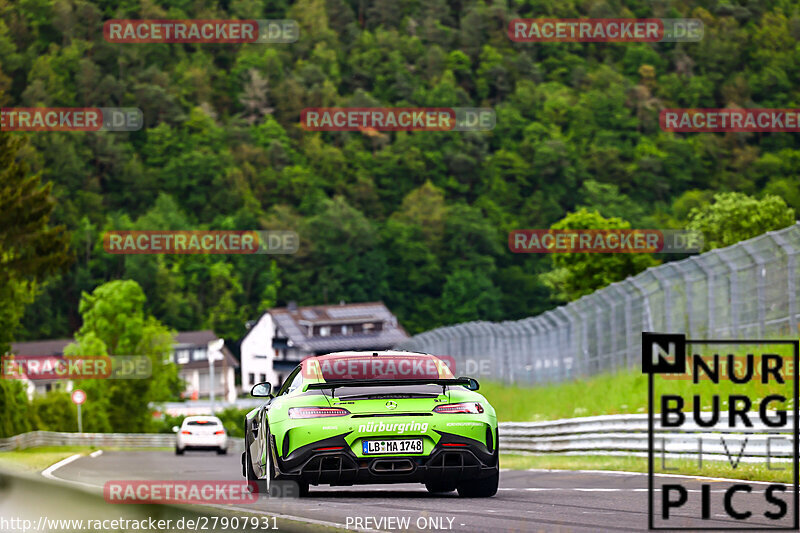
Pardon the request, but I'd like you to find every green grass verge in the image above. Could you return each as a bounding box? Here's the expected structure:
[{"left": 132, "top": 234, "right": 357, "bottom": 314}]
[
  {"left": 500, "top": 454, "right": 793, "bottom": 483},
  {"left": 480, "top": 350, "right": 796, "bottom": 422},
  {"left": 0, "top": 446, "right": 94, "bottom": 473},
  {"left": 0, "top": 446, "right": 172, "bottom": 473}
]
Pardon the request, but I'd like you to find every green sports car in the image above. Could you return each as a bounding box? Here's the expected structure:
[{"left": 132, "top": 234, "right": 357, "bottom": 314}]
[{"left": 241, "top": 350, "right": 499, "bottom": 497}]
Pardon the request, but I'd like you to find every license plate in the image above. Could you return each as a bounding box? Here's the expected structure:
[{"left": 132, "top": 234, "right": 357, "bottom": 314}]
[{"left": 362, "top": 439, "right": 423, "bottom": 455}]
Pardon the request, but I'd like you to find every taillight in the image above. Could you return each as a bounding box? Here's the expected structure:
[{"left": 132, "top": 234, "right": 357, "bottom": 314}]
[
  {"left": 181, "top": 430, "right": 192, "bottom": 435},
  {"left": 433, "top": 402, "right": 484, "bottom": 414},
  {"left": 288, "top": 407, "right": 350, "bottom": 419},
  {"left": 214, "top": 430, "right": 225, "bottom": 435}
]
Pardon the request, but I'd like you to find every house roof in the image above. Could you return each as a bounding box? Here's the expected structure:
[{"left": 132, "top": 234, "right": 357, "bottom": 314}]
[
  {"left": 172, "top": 330, "right": 239, "bottom": 369},
  {"left": 10, "top": 338, "right": 72, "bottom": 355},
  {"left": 9, "top": 330, "right": 238, "bottom": 368},
  {"left": 266, "top": 301, "right": 409, "bottom": 353},
  {"left": 175, "top": 330, "right": 219, "bottom": 346}
]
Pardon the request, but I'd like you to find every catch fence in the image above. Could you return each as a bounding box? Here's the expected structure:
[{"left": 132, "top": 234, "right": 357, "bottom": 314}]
[{"left": 397, "top": 224, "right": 800, "bottom": 384}]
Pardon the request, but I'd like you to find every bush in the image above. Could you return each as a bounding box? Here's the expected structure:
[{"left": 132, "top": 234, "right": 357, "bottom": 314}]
[
  {"left": 31, "top": 392, "right": 77, "bottom": 432},
  {"left": 0, "top": 380, "right": 33, "bottom": 438}
]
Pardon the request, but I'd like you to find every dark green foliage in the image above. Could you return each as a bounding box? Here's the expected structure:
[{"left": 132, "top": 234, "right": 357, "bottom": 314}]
[
  {"left": 0, "top": 0, "right": 796, "bottom": 342},
  {"left": 0, "top": 380, "right": 33, "bottom": 438},
  {"left": 31, "top": 392, "right": 77, "bottom": 432}
]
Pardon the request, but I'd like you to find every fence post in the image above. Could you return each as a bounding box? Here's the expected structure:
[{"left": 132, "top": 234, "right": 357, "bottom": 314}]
[
  {"left": 773, "top": 227, "right": 799, "bottom": 334},
  {"left": 741, "top": 241, "right": 767, "bottom": 337},
  {"left": 689, "top": 255, "right": 714, "bottom": 337},
  {"left": 715, "top": 249, "right": 739, "bottom": 336},
  {"left": 596, "top": 289, "right": 616, "bottom": 372}
]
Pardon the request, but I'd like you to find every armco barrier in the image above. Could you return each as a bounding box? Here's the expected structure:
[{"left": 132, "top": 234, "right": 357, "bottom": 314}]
[
  {"left": 499, "top": 413, "right": 795, "bottom": 463},
  {"left": 2, "top": 416, "right": 792, "bottom": 464},
  {"left": 0, "top": 431, "right": 246, "bottom": 452},
  {"left": 0, "top": 431, "right": 175, "bottom": 451}
]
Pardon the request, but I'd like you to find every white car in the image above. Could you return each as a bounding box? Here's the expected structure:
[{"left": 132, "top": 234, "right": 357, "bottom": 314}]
[{"left": 174, "top": 416, "right": 228, "bottom": 455}]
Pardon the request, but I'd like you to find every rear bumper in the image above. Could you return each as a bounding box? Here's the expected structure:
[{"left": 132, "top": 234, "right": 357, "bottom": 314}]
[
  {"left": 177, "top": 435, "right": 228, "bottom": 449},
  {"left": 275, "top": 431, "right": 497, "bottom": 486}
]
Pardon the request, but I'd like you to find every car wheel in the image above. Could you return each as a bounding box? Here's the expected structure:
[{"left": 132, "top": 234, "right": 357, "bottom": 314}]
[
  {"left": 298, "top": 481, "right": 309, "bottom": 497},
  {"left": 217, "top": 447, "right": 227, "bottom": 455},
  {"left": 456, "top": 468, "right": 499, "bottom": 498},
  {"left": 425, "top": 481, "right": 456, "bottom": 493},
  {"left": 175, "top": 447, "right": 184, "bottom": 455}
]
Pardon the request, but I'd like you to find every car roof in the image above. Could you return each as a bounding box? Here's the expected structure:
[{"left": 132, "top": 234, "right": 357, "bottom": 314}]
[{"left": 183, "top": 415, "right": 222, "bottom": 422}]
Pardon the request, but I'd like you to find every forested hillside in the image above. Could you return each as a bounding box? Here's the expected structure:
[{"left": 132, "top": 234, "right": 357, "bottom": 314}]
[{"left": 3, "top": 0, "right": 800, "bottom": 343}]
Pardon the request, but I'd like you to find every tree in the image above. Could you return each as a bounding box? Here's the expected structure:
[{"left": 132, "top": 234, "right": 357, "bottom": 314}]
[
  {"left": 441, "top": 269, "right": 502, "bottom": 324},
  {"left": 687, "top": 192, "right": 796, "bottom": 251},
  {"left": 541, "top": 209, "right": 659, "bottom": 302},
  {"left": 0, "top": 128, "right": 71, "bottom": 352},
  {"left": 64, "top": 280, "right": 182, "bottom": 432},
  {"left": 0, "top": 126, "right": 71, "bottom": 438}
]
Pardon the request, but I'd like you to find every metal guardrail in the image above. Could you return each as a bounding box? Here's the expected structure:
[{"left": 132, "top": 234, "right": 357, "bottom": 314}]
[
  {"left": 0, "top": 431, "right": 177, "bottom": 451},
  {"left": 499, "top": 414, "right": 795, "bottom": 463},
  {"left": 2, "top": 416, "right": 792, "bottom": 463},
  {"left": 0, "top": 431, "right": 248, "bottom": 453}
]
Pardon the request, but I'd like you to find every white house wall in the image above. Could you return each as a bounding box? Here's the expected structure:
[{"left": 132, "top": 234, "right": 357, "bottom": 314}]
[{"left": 240, "top": 313, "right": 276, "bottom": 394}]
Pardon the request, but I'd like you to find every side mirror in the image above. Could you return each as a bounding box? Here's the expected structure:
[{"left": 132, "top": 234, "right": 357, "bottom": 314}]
[
  {"left": 251, "top": 382, "right": 273, "bottom": 397},
  {"left": 460, "top": 377, "right": 480, "bottom": 391},
  {"left": 171, "top": 426, "right": 179, "bottom": 433}
]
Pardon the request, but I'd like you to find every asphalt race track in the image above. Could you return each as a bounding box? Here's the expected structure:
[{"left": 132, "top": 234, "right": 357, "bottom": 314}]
[{"left": 46, "top": 449, "right": 796, "bottom": 532}]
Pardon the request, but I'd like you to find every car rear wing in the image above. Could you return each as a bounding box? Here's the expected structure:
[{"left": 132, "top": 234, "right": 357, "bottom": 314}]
[{"left": 305, "top": 377, "right": 478, "bottom": 396}]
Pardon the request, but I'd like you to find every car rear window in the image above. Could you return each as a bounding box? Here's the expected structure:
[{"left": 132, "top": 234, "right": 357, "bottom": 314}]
[
  {"left": 304, "top": 354, "right": 455, "bottom": 381},
  {"left": 186, "top": 420, "right": 219, "bottom": 426}
]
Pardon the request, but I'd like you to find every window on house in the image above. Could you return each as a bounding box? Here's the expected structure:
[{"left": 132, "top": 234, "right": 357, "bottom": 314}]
[
  {"left": 362, "top": 323, "right": 375, "bottom": 332},
  {"left": 192, "top": 348, "right": 206, "bottom": 361},
  {"left": 319, "top": 326, "right": 330, "bottom": 337},
  {"left": 259, "top": 373, "right": 266, "bottom": 383},
  {"left": 341, "top": 325, "right": 349, "bottom": 335},
  {"left": 248, "top": 373, "right": 255, "bottom": 385},
  {"left": 176, "top": 349, "right": 190, "bottom": 364}
]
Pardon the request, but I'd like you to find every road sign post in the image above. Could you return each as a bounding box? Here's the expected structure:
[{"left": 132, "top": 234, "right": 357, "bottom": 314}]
[
  {"left": 207, "top": 339, "right": 225, "bottom": 412},
  {"left": 71, "top": 389, "right": 86, "bottom": 433}
]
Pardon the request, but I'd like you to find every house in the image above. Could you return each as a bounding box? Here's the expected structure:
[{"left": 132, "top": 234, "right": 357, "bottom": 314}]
[
  {"left": 172, "top": 330, "right": 238, "bottom": 404},
  {"left": 5, "top": 338, "right": 75, "bottom": 397},
  {"left": 7, "top": 330, "right": 238, "bottom": 403},
  {"left": 239, "top": 301, "right": 409, "bottom": 393}
]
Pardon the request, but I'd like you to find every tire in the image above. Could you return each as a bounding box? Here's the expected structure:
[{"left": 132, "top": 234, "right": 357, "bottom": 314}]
[
  {"left": 217, "top": 447, "right": 227, "bottom": 455},
  {"left": 175, "top": 447, "right": 184, "bottom": 455},
  {"left": 457, "top": 426, "right": 500, "bottom": 497},
  {"left": 425, "top": 481, "right": 456, "bottom": 494},
  {"left": 245, "top": 446, "right": 267, "bottom": 494},
  {"left": 297, "top": 480, "right": 310, "bottom": 497},
  {"left": 456, "top": 468, "right": 499, "bottom": 498}
]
